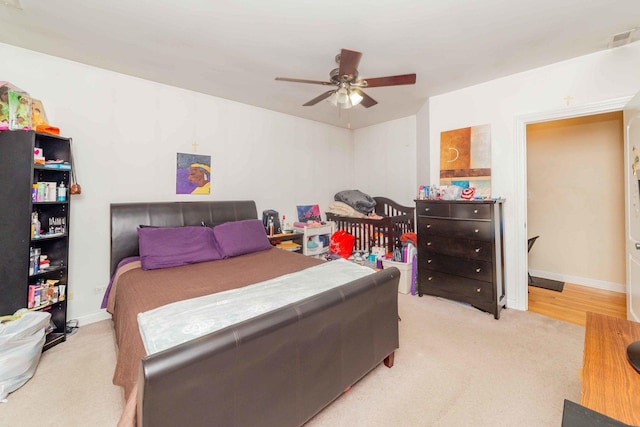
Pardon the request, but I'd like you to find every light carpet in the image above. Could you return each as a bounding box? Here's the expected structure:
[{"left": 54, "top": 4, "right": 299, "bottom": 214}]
[{"left": 0, "top": 294, "right": 584, "bottom": 426}]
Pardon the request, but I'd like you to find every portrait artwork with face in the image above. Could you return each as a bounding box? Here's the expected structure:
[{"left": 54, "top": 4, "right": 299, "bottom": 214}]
[{"left": 176, "top": 152, "right": 212, "bottom": 195}]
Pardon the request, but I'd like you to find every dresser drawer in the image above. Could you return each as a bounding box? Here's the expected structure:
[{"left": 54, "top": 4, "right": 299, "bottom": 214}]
[
  {"left": 419, "top": 235, "right": 493, "bottom": 261},
  {"left": 417, "top": 202, "right": 450, "bottom": 218},
  {"left": 418, "top": 217, "right": 493, "bottom": 241},
  {"left": 451, "top": 203, "right": 491, "bottom": 220},
  {"left": 418, "top": 270, "right": 494, "bottom": 307},
  {"left": 420, "top": 251, "right": 493, "bottom": 282}
]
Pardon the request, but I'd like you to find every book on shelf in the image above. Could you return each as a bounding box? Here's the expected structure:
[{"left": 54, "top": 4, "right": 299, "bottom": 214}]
[{"left": 43, "top": 163, "right": 71, "bottom": 170}]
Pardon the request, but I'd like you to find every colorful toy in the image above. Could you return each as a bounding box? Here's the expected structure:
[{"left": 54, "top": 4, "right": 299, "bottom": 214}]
[
  {"left": 0, "top": 86, "right": 8, "bottom": 128},
  {"left": 461, "top": 187, "right": 476, "bottom": 200},
  {"left": 0, "top": 82, "right": 32, "bottom": 131}
]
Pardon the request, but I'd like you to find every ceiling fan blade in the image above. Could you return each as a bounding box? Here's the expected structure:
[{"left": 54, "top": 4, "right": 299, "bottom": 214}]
[
  {"left": 338, "top": 49, "right": 362, "bottom": 81},
  {"left": 303, "top": 90, "right": 335, "bottom": 106},
  {"left": 352, "top": 88, "right": 378, "bottom": 108},
  {"left": 275, "top": 77, "right": 334, "bottom": 86},
  {"left": 360, "top": 73, "right": 416, "bottom": 88}
]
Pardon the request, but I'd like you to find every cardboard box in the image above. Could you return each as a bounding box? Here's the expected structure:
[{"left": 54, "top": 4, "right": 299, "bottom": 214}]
[{"left": 381, "top": 258, "right": 414, "bottom": 294}]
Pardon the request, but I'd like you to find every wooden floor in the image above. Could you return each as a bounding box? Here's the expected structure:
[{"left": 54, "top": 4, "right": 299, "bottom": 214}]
[{"left": 528, "top": 282, "right": 627, "bottom": 327}]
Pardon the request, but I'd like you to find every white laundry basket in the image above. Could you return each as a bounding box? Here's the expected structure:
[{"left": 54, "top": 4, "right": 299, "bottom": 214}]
[{"left": 0, "top": 310, "right": 50, "bottom": 402}]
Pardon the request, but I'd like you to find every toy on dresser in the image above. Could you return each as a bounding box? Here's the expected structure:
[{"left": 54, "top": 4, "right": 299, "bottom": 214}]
[
  {"left": 0, "top": 81, "right": 60, "bottom": 135},
  {"left": 0, "top": 82, "right": 32, "bottom": 131}
]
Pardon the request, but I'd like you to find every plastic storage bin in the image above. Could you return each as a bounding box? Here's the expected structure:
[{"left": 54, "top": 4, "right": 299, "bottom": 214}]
[{"left": 381, "top": 258, "right": 413, "bottom": 294}]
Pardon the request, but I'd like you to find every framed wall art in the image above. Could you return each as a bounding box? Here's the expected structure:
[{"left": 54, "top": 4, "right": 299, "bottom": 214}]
[
  {"left": 176, "top": 152, "right": 211, "bottom": 195},
  {"left": 296, "top": 204, "right": 322, "bottom": 223},
  {"left": 439, "top": 124, "right": 491, "bottom": 198}
]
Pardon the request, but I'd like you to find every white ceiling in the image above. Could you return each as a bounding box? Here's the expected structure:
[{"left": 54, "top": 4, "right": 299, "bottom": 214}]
[{"left": 0, "top": 0, "right": 638, "bottom": 129}]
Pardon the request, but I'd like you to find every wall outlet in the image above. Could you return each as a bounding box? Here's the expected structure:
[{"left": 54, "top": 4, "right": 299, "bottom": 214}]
[{"left": 68, "top": 291, "right": 74, "bottom": 300}]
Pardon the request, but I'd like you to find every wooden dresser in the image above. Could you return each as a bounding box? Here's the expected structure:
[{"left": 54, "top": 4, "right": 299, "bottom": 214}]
[
  {"left": 581, "top": 312, "right": 640, "bottom": 425},
  {"left": 416, "top": 199, "right": 505, "bottom": 319}
]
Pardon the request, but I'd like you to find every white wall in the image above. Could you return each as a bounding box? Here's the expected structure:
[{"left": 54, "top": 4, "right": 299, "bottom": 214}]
[
  {"left": 415, "top": 102, "right": 430, "bottom": 188},
  {"left": 427, "top": 42, "right": 640, "bottom": 309},
  {"left": 352, "top": 116, "right": 417, "bottom": 206},
  {"left": 0, "top": 42, "right": 354, "bottom": 324}
]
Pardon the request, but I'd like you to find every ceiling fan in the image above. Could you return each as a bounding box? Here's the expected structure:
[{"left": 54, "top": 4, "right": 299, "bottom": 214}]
[{"left": 275, "top": 48, "right": 416, "bottom": 109}]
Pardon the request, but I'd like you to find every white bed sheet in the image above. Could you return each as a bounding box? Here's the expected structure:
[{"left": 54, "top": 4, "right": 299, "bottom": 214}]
[{"left": 137, "top": 259, "right": 374, "bottom": 355}]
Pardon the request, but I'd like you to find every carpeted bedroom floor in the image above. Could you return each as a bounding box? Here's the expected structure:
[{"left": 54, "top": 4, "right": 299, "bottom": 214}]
[{"left": 0, "top": 293, "right": 584, "bottom": 426}]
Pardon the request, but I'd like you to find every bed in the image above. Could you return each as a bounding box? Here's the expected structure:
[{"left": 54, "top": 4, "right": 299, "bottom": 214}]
[
  {"left": 326, "top": 196, "right": 415, "bottom": 253},
  {"left": 107, "top": 200, "right": 400, "bottom": 427}
]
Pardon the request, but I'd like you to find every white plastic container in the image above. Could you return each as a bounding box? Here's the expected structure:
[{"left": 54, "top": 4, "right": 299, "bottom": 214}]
[{"left": 381, "top": 258, "right": 413, "bottom": 294}]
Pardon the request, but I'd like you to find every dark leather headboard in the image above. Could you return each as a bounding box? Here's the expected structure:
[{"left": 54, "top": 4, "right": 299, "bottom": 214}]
[{"left": 109, "top": 201, "right": 257, "bottom": 276}]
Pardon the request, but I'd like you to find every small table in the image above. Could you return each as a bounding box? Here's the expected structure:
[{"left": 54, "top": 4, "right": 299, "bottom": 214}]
[
  {"left": 581, "top": 312, "right": 640, "bottom": 425},
  {"left": 268, "top": 232, "right": 304, "bottom": 254}
]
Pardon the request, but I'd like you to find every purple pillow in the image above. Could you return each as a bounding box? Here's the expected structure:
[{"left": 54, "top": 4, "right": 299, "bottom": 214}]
[
  {"left": 213, "top": 219, "right": 272, "bottom": 258},
  {"left": 138, "top": 226, "right": 223, "bottom": 270}
]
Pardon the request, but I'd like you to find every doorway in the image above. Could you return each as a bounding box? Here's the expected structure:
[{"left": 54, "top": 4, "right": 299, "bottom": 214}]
[
  {"left": 512, "top": 97, "right": 632, "bottom": 312},
  {"left": 525, "top": 112, "right": 625, "bottom": 293}
]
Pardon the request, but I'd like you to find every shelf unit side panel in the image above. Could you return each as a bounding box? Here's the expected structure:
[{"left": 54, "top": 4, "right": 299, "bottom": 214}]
[{"left": 0, "top": 131, "right": 35, "bottom": 314}]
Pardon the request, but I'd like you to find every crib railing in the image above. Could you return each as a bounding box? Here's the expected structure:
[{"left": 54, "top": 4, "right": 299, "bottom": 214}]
[{"left": 326, "top": 197, "right": 415, "bottom": 254}]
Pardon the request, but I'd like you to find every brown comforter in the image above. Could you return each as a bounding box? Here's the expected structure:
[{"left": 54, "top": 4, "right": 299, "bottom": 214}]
[{"left": 107, "top": 248, "right": 323, "bottom": 400}]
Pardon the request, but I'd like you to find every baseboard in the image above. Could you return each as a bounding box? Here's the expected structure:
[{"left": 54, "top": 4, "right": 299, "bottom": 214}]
[
  {"left": 70, "top": 309, "right": 112, "bottom": 326},
  {"left": 529, "top": 269, "right": 625, "bottom": 294}
]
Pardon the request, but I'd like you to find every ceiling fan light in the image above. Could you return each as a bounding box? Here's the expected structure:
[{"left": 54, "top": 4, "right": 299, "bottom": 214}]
[
  {"left": 325, "top": 86, "right": 361, "bottom": 109},
  {"left": 349, "top": 90, "right": 363, "bottom": 106},
  {"left": 339, "top": 99, "right": 353, "bottom": 109},
  {"left": 327, "top": 92, "right": 339, "bottom": 106},
  {"left": 336, "top": 87, "right": 349, "bottom": 105}
]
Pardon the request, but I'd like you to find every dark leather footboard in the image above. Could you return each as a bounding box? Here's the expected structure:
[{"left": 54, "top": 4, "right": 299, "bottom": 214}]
[{"left": 138, "top": 266, "right": 400, "bottom": 427}]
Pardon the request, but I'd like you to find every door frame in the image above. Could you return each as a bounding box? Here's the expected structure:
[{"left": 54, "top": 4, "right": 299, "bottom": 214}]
[
  {"left": 512, "top": 96, "right": 632, "bottom": 311},
  {"left": 624, "top": 95, "right": 640, "bottom": 322}
]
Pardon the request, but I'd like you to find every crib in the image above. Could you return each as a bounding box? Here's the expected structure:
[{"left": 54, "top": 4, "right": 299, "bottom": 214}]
[{"left": 326, "top": 196, "right": 415, "bottom": 254}]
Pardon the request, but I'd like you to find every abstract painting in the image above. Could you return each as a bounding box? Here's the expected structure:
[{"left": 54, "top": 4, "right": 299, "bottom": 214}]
[{"left": 439, "top": 124, "right": 491, "bottom": 198}]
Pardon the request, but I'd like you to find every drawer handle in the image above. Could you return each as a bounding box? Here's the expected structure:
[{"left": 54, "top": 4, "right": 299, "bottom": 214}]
[
  {"left": 473, "top": 209, "right": 478, "bottom": 214},
  {"left": 474, "top": 229, "right": 479, "bottom": 233},
  {"left": 476, "top": 288, "right": 481, "bottom": 293},
  {"left": 428, "top": 277, "right": 433, "bottom": 281},
  {"left": 424, "top": 207, "right": 430, "bottom": 212},
  {"left": 427, "top": 259, "right": 432, "bottom": 263},
  {"left": 427, "top": 242, "right": 432, "bottom": 246},
  {"left": 426, "top": 224, "right": 431, "bottom": 229},
  {"left": 475, "top": 268, "right": 481, "bottom": 273},
  {"left": 475, "top": 248, "right": 481, "bottom": 253}
]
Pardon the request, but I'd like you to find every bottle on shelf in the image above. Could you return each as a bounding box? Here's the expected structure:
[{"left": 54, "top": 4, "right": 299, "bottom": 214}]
[
  {"left": 29, "top": 247, "right": 37, "bottom": 276},
  {"left": 57, "top": 182, "right": 67, "bottom": 201},
  {"left": 31, "top": 212, "right": 41, "bottom": 239}
]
